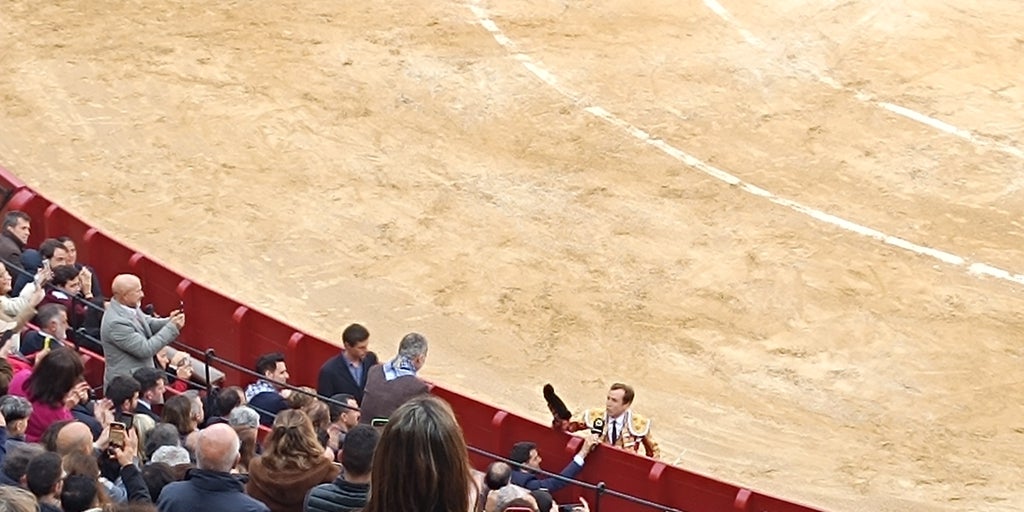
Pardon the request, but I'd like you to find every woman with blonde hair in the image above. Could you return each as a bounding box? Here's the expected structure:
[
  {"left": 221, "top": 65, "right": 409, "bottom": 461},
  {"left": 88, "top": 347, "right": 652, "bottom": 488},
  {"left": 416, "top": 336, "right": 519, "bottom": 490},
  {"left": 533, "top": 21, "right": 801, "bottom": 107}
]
[
  {"left": 363, "top": 395, "right": 478, "bottom": 512},
  {"left": 246, "top": 409, "right": 339, "bottom": 512}
]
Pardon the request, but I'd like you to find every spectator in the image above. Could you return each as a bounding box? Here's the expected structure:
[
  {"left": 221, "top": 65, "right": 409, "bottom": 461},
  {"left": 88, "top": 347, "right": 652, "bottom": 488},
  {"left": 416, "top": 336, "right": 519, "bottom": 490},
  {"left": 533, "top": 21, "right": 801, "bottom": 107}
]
[
  {"left": 0, "top": 485, "right": 39, "bottom": 512},
  {"left": 141, "top": 462, "right": 176, "bottom": 502},
  {"left": 233, "top": 424, "right": 257, "bottom": 477},
  {"left": 285, "top": 386, "right": 318, "bottom": 410},
  {"left": 227, "top": 406, "right": 260, "bottom": 431},
  {"left": 8, "top": 347, "right": 88, "bottom": 441},
  {"left": 246, "top": 409, "right": 339, "bottom": 512},
  {"left": 0, "top": 211, "right": 32, "bottom": 277},
  {"left": 162, "top": 395, "right": 198, "bottom": 447},
  {"left": 20, "top": 303, "right": 69, "bottom": 357},
  {"left": 143, "top": 423, "right": 180, "bottom": 462},
  {"left": 316, "top": 323, "right": 377, "bottom": 404},
  {"left": 38, "top": 239, "right": 71, "bottom": 269},
  {"left": 157, "top": 423, "right": 270, "bottom": 512},
  {"left": 109, "top": 374, "right": 156, "bottom": 452},
  {"left": 304, "top": 424, "right": 379, "bottom": 512},
  {"left": 57, "top": 236, "right": 105, "bottom": 302},
  {"left": 61, "top": 473, "right": 101, "bottom": 512},
  {"left": 1, "top": 442, "right": 44, "bottom": 486},
  {"left": 133, "top": 367, "right": 167, "bottom": 422},
  {"left": 10, "top": 249, "right": 42, "bottom": 298},
  {"left": 553, "top": 383, "right": 660, "bottom": 459},
  {"left": 359, "top": 332, "right": 429, "bottom": 424},
  {"left": 477, "top": 461, "right": 511, "bottom": 512},
  {"left": 61, "top": 451, "right": 112, "bottom": 509},
  {"left": 38, "top": 265, "right": 102, "bottom": 351},
  {"left": 1, "top": 394, "right": 32, "bottom": 451},
  {"left": 203, "top": 386, "right": 244, "bottom": 427},
  {"left": 56, "top": 421, "right": 97, "bottom": 457},
  {"left": 0, "top": 357, "right": 13, "bottom": 395},
  {"left": 0, "top": 264, "right": 45, "bottom": 356},
  {"left": 100, "top": 274, "right": 185, "bottom": 390},
  {"left": 492, "top": 485, "right": 536, "bottom": 512},
  {"left": 26, "top": 451, "right": 64, "bottom": 512},
  {"left": 508, "top": 436, "right": 596, "bottom": 492},
  {"left": 154, "top": 348, "right": 195, "bottom": 393},
  {"left": 324, "top": 394, "right": 359, "bottom": 453},
  {"left": 184, "top": 391, "right": 205, "bottom": 433},
  {"left": 362, "top": 395, "right": 477, "bottom": 512},
  {"left": 244, "top": 352, "right": 290, "bottom": 427},
  {"left": 40, "top": 419, "right": 73, "bottom": 452},
  {"left": 150, "top": 446, "right": 191, "bottom": 468}
]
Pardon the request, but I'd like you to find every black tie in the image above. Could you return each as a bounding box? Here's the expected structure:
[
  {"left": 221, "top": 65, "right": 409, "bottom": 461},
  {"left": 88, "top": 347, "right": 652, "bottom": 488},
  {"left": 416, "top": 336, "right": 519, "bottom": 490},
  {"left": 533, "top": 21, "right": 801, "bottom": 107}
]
[{"left": 610, "top": 419, "right": 619, "bottom": 444}]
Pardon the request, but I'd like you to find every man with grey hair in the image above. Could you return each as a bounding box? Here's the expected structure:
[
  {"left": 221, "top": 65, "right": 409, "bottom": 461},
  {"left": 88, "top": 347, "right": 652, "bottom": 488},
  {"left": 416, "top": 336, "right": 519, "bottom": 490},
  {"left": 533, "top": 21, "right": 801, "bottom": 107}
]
[
  {"left": 157, "top": 424, "right": 269, "bottom": 512},
  {"left": 358, "top": 332, "right": 429, "bottom": 424},
  {"left": 227, "top": 406, "right": 260, "bottom": 430},
  {"left": 0, "top": 395, "right": 32, "bottom": 451},
  {"left": 493, "top": 485, "right": 538, "bottom": 512}
]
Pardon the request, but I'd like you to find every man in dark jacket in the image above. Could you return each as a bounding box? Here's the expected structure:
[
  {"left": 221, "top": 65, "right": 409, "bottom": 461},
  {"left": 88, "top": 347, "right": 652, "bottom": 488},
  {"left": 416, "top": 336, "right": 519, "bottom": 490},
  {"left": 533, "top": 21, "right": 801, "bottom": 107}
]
[
  {"left": 304, "top": 424, "right": 379, "bottom": 512},
  {"left": 157, "top": 424, "right": 269, "bottom": 512},
  {"left": 0, "top": 211, "right": 31, "bottom": 280},
  {"left": 316, "top": 323, "right": 377, "bottom": 404},
  {"left": 508, "top": 436, "right": 597, "bottom": 492}
]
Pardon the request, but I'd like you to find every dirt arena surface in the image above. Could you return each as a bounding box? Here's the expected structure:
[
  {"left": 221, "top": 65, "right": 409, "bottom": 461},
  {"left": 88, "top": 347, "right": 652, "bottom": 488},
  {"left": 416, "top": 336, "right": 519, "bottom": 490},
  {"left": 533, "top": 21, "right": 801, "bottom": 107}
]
[{"left": 2, "top": 1, "right": 1023, "bottom": 510}]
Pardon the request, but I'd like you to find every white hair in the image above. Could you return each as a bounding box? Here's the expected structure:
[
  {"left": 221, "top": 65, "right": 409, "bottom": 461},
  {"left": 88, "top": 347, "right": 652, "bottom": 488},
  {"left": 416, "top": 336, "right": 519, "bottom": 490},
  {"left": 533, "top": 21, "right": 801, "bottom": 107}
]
[{"left": 150, "top": 445, "right": 191, "bottom": 467}]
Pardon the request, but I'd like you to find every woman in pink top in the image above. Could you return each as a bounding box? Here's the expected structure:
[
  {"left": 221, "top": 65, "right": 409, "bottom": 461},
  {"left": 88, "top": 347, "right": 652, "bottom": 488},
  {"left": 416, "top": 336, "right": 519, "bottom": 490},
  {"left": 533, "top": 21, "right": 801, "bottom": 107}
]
[{"left": 10, "top": 347, "right": 86, "bottom": 442}]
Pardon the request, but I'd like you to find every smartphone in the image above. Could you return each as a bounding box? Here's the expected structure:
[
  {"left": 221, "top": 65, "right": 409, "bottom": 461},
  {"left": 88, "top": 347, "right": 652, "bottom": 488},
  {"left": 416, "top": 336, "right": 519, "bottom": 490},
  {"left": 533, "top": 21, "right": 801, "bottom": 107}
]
[
  {"left": 109, "top": 422, "right": 127, "bottom": 449},
  {"left": 370, "top": 418, "right": 389, "bottom": 428},
  {"left": 119, "top": 412, "right": 135, "bottom": 431},
  {"left": 42, "top": 260, "right": 51, "bottom": 271}
]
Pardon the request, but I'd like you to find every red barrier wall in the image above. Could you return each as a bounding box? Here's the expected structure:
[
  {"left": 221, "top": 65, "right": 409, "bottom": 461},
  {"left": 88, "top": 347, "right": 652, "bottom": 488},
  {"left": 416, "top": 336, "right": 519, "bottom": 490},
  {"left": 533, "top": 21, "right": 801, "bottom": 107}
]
[{"left": 0, "top": 165, "right": 824, "bottom": 512}]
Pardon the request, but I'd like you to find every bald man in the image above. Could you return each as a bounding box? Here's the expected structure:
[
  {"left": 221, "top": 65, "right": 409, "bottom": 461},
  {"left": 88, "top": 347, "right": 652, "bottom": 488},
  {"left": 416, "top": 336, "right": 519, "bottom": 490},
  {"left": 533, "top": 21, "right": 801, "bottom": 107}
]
[
  {"left": 100, "top": 274, "right": 185, "bottom": 390},
  {"left": 55, "top": 421, "right": 94, "bottom": 456},
  {"left": 158, "top": 424, "right": 270, "bottom": 512}
]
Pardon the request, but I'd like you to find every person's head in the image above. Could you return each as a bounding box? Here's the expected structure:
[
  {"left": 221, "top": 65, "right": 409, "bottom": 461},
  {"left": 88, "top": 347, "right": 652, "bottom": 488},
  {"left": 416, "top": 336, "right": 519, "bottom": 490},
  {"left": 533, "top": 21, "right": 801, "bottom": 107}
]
[
  {"left": 150, "top": 446, "right": 191, "bottom": 467},
  {"left": 510, "top": 441, "right": 541, "bottom": 471},
  {"left": 195, "top": 424, "right": 240, "bottom": 473},
  {"left": 530, "top": 490, "right": 556, "bottom": 512},
  {"left": 254, "top": 352, "right": 288, "bottom": 386},
  {"left": 55, "top": 421, "right": 94, "bottom": 456},
  {"left": 60, "top": 474, "right": 98, "bottom": 512},
  {"left": 0, "top": 357, "right": 12, "bottom": 396},
  {"left": 140, "top": 462, "right": 176, "bottom": 502},
  {"left": 341, "top": 323, "right": 371, "bottom": 362},
  {"left": 494, "top": 485, "right": 537, "bottom": 512},
  {"left": 339, "top": 424, "right": 379, "bottom": 479},
  {"left": 35, "top": 303, "right": 69, "bottom": 340},
  {"left": 0, "top": 394, "right": 33, "bottom": 437},
  {"left": 0, "top": 485, "right": 39, "bottom": 512},
  {"left": 234, "top": 425, "right": 257, "bottom": 473},
  {"left": 111, "top": 274, "right": 144, "bottom": 308},
  {"left": 3, "top": 211, "right": 31, "bottom": 245},
  {"left": 162, "top": 394, "right": 198, "bottom": 436},
  {"left": 286, "top": 386, "right": 317, "bottom": 409},
  {"left": 133, "top": 367, "right": 167, "bottom": 406},
  {"left": 40, "top": 419, "right": 74, "bottom": 452},
  {"left": 57, "top": 236, "right": 78, "bottom": 265},
  {"left": 26, "top": 451, "right": 64, "bottom": 498},
  {"left": 303, "top": 400, "right": 330, "bottom": 433},
  {"left": 227, "top": 405, "right": 260, "bottom": 430},
  {"left": 144, "top": 423, "right": 181, "bottom": 461},
  {"left": 212, "top": 386, "right": 244, "bottom": 417},
  {"left": 606, "top": 383, "right": 635, "bottom": 418},
  {"left": 61, "top": 452, "right": 110, "bottom": 511},
  {"left": 364, "top": 395, "right": 474, "bottom": 512},
  {"left": 26, "top": 347, "right": 84, "bottom": 406},
  {"left": 262, "top": 409, "right": 324, "bottom": 471},
  {"left": 329, "top": 393, "right": 360, "bottom": 429},
  {"left": 484, "top": 461, "right": 512, "bottom": 490},
  {"left": 50, "top": 264, "right": 80, "bottom": 293},
  {"left": 106, "top": 375, "right": 141, "bottom": 414},
  {"left": 2, "top": 442, "right": 45, "bottom": 484},
  {"left": 39, "top": 238, "right": 70, "bottom": 267},
  {"left": 185, "top": 390, "right": 205, "bottom": 425},
  {"left": 397, "top": 332, "right": 429, "bottom": 370}
]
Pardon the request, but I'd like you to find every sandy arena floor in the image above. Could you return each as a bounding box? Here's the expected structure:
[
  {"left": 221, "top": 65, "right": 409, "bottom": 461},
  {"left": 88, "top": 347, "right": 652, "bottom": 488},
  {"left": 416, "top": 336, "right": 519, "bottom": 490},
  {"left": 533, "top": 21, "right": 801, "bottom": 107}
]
[{"left": 2, "top": 1, "right": 1023, "bottom": 511}]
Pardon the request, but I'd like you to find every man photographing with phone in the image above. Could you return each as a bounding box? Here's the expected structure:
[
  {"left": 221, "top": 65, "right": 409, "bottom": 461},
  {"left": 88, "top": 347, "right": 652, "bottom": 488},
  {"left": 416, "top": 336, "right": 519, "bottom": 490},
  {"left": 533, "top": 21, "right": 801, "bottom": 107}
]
[{"left": 100, "top": 274, "right": 185, "bottom": 391}]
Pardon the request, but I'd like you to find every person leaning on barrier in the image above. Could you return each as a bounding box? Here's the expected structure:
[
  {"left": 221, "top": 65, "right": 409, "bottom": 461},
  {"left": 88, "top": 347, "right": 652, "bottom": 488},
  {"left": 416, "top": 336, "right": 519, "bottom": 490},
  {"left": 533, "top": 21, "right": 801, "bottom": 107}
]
[
  {"left": 508, "top": 435, "right": 597, "bottom": 492},
  {"left": 358, "top": 332, "right": 430, "bottom": 425},
  {"left": 100, "top": 274, "right": 185, "bottom": 390}
]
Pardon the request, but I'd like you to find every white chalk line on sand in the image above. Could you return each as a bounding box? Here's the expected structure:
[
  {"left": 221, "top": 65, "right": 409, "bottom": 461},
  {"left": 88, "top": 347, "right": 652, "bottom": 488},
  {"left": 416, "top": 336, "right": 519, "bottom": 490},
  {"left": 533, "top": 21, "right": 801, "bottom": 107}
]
[
  {"left": 467, "top": 1, "right": 1024, "bottom": 287},
  {"left": 702, "top": 0, "right": 1024, "bottom": 161}
]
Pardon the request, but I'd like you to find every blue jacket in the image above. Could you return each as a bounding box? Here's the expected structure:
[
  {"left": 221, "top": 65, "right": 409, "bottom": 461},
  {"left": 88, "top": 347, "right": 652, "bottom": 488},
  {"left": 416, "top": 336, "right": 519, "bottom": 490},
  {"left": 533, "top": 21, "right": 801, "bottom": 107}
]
[
  {"left": 157, "top": 469, "right": 269, "bottom": 512},
  {"left": 509, "top": 458, "right": 584, "bottom": 492}
]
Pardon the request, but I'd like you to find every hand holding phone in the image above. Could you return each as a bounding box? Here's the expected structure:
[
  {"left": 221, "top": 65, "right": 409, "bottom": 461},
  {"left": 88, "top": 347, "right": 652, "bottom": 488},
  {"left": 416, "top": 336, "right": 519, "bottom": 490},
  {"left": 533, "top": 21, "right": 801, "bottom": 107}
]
[{"left": 108, "top": 422, "right": 127, "bottom": 449}]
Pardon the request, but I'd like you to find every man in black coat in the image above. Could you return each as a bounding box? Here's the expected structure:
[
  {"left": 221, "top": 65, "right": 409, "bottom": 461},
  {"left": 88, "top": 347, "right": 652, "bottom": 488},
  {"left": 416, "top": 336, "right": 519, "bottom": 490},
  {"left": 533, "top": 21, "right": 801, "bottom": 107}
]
[{"left": 316, "top": 323, "right": 377, "bottom": 404}]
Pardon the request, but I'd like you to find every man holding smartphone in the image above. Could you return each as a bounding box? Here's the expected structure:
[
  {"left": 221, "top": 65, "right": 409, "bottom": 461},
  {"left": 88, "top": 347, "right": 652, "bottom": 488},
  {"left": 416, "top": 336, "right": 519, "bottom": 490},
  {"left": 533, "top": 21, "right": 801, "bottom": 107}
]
[{"left": 100, "top": 274, "right": 185, "bottom": 390}]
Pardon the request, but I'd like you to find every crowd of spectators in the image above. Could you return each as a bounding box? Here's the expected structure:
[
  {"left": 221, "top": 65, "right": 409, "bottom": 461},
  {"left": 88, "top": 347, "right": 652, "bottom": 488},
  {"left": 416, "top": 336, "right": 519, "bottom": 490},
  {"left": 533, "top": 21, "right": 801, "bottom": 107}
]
[{"left": 0, "top": 210, "right": 616, "bottom": 512}]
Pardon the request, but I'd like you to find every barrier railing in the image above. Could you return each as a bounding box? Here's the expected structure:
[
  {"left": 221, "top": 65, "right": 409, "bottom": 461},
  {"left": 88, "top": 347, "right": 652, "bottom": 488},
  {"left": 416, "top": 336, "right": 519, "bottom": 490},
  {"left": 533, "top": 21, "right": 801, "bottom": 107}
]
[{"left": 0, "top": 164, "right": 825, "bottom": 512}]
